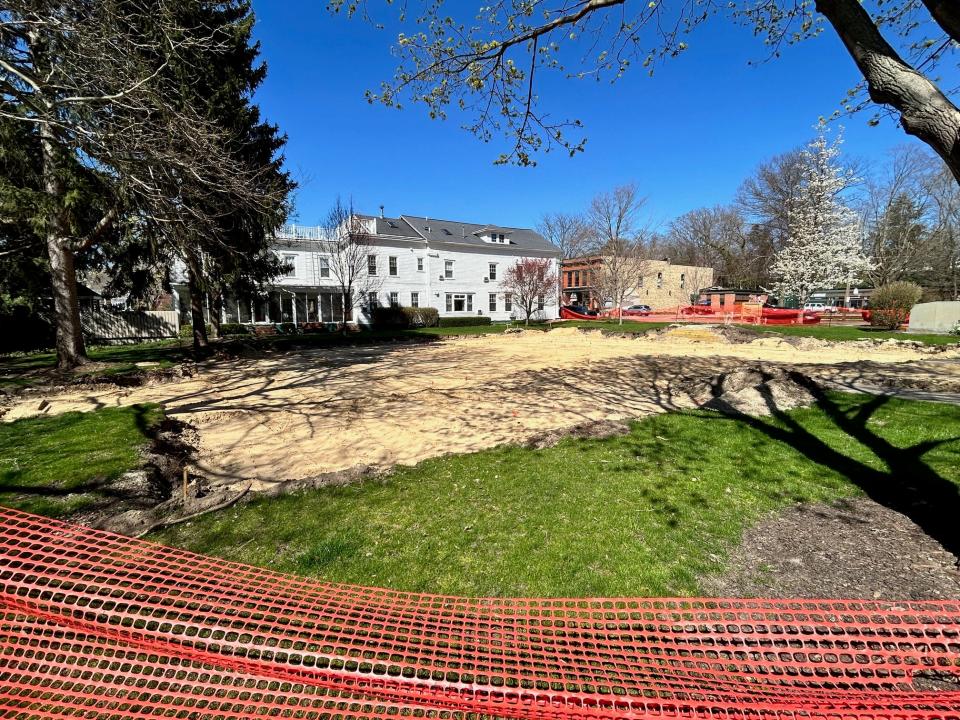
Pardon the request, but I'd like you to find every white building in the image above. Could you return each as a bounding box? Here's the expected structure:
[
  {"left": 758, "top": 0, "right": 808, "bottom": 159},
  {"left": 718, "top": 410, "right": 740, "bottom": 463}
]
[{"left": 173, "top": 213, "right": 561, "bottom": 326}]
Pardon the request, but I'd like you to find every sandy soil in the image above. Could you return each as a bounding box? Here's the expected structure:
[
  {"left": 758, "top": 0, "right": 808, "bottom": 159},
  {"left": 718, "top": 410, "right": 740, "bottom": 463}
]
[{"left": 5, "top": 326, "right": 958, "bottom": 490}]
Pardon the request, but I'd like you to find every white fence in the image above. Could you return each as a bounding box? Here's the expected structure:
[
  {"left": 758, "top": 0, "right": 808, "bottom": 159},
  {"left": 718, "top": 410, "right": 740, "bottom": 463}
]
[{"left": 81, "top": 309, "right": 180, "bottom": 343}]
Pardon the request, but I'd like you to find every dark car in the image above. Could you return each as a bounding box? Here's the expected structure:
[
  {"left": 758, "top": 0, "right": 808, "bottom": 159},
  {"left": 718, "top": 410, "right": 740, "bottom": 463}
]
[
  {"left": 621, "top": 304, "right": 652, "bottom": 316},
  {"left": 566, "top": 304, "right": 598, "bottom": 316}
]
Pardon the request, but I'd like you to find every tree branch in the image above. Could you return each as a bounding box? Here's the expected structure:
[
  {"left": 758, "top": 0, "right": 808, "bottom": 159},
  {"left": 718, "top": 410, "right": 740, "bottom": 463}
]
[
  {"left": 815, "top": 0, "right": 960, "bottom": 181},
  {"left": 919, "top": 0, "right": 960, "bottom": 45},
  {"left": 73, "top": 207, "right": 119, "bottom": 253}
]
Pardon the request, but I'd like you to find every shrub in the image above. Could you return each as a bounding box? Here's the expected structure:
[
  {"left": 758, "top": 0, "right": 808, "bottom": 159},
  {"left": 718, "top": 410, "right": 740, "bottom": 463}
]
[
  {"left": 0, "top": 305, "right": 54, "bottom": 353},
  {"left": 404, "top": 307, "right": 439, "bottom": 328},
  {"left": 179, "top": 323, "right": 212, "bottom": 339},
  {"left": 868, "top": 281, "right": 922, "bottom": 329},
  {"left": 276, "top": 322, "right": 299, "bottom": 335},
  {"left": 370, "top": 306, "right": 440, "bottom": 329},
  {"left": 438, "top": 316, "right": 492, "bottom": 328},
  {"left": 950, "top": 321, "right": 960, "bottom": 337},
  {"left": 219, "top": 323, "right": 249, "bottom": 336},
  {"left": 369, "top": 305, "right": 409, "bottom": 329}
]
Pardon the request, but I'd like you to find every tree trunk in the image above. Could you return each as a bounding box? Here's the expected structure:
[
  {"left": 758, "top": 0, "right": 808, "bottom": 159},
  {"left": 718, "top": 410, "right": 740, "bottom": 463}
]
[
  {"left": 184, "top": 249, "right": 209, "bottom": 355},
  {"left": 210, "top": 289, "right": 222, "bottom": 339},
  {"left": 817, "top": 0, "right": 960, "bottom": 184},
  {"left": 40, "top": 121, "right": 87, "bottom": 370}
]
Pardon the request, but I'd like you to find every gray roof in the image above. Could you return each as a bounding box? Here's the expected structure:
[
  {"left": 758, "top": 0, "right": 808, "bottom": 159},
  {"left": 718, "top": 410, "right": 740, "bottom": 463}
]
[
  {"left": 399, "top": 215, "right": 558, "bottom": 253},
  {"left": 356, "top": 214, "right": 422, "bottom": 239}
]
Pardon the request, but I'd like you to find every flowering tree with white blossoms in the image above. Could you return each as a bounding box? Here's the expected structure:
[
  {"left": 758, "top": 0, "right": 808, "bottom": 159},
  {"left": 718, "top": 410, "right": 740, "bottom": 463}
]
[{"left": 771, "top": 128, "right": 872, "bottom": 306}]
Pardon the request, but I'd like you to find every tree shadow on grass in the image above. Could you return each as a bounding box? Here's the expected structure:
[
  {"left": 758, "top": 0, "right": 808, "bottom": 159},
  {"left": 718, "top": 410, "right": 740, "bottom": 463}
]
[{"left": 703, "top": 372, "right": 960, "bottom": 559}]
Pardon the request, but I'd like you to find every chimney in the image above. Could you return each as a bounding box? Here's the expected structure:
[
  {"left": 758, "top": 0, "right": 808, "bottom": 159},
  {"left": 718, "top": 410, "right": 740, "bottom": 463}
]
[
  {"left": 379, "top": 204, "right": 385, "bottom": 219},
  {"left": 461, "top": 225, "right": 466, "bottom": 238}
]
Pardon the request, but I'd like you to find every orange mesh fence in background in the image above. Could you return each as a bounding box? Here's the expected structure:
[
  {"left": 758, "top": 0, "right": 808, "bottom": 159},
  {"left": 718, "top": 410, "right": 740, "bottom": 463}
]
[{"left": 1, "top": 506, "right": 959, "bottom": 719}]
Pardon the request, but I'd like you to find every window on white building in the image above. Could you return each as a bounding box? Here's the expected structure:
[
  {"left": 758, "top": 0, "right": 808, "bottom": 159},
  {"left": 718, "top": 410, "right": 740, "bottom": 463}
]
[
  {"left": 488, "top": 263, "right": 497, "bottom": 280},
  {"left": 319, "top": 256, "right": 330, "bottom": 278},
  {"left": 367, "top": 254, "right": 377, "bottom": 275},
  {"left": 504, "top": 293, "right": 513, "bottom": 312},
  {"left": 282, "top": 254, "right": 296, "bottom": 278},
  {"left": 444, "top": 260, "right": 454, "bottom": 279},
  {"left": 389, "top": 291, "right": 399, "bottom": 306},
  {"left": 410, "top": 292, "right": 420, "bottom": 308},
  {"left": 417, "top": 257, "right": 424, "bottom": 272},
  {"left": 367, "top": 292, "right": 378, "bottom": 309},
  {"left": 489, "top": 293, "right": 497, "bottom": 312},
  {"left": 445, "top": 293, "right": 472, "bottom": 312},
  {"left": 389, "top": 256, "right": 398, "bottom": 276},
  {"left": 537, "top": 295, "right": 544, "bottom": 311}
]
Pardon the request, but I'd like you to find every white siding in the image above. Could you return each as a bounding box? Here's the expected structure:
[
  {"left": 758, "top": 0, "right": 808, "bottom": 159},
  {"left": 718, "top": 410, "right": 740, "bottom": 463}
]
[{"left": 170, "top": 227, "right": 560, "bottom": 323}]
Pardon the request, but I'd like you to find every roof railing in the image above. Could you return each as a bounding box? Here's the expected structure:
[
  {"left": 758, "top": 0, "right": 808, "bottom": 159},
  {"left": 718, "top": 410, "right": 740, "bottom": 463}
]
[{"left": 275, "top": 224, "right": 331, "bottom": 241}]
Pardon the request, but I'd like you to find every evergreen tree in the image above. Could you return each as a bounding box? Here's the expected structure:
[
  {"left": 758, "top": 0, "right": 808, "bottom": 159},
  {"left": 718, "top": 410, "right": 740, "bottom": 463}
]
[
  {"left": 130, "top": 0, "right": 294, "bottom": 353},
  {"left": 1, "top": 2, "right": 290, "bottom": 367}
]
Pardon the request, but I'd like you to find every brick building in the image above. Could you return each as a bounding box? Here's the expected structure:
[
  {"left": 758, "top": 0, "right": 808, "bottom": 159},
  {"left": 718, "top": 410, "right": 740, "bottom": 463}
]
[{"left": 561, "top": 256, "right": 714, "bottom": 311}]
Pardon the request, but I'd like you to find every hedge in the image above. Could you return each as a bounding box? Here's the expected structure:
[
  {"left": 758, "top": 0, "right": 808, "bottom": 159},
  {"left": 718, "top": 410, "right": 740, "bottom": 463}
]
[
  {"left": 220, "top": 323, "right": 249, "bottom": 336},
  {"left": 438, "top": 316, "right": 492, "bottom": 328},
  {"left": 370, "top": 306, "right": 440, "bottom": 329},
  {"left": 179, "top": 323, "right": 212, "bottom": 339}
]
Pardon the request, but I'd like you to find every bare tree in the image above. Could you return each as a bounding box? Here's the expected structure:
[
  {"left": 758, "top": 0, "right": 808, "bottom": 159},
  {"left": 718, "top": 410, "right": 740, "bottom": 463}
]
[
  {"left": 861, "top": 146, "right": 936, "bottom": 286},
  {"left": 1, "top": 2, "right": 287, "bottom": 367},
  {"left": 588, "top": 183, "right": 646, "bottom": 251},
  {"left": 736, "top": 150, "right": 807, "bottom": 248},
  {"left": 584, "top": 183, "right": 651, "bottom": 324},
  {"left": 323, "top": 198, "right": 383, "bottom": 327},
  {"left": 925, "top": 164, "right": 960, "bottom": 299},
  {"left": 501, "top": 257, "right": 556, "bottom": 325},
  {"left": 667, "top": 207, "right": 761, "bottom": 288},
  {"left": 591, "top": 239, "right": 651, "bottom": 325},
  {"left": 339, "top": 1, "right": 960, "bottom": 185},
  {"left": 537, "top": 212, "right": 592, "bottom": 259}
]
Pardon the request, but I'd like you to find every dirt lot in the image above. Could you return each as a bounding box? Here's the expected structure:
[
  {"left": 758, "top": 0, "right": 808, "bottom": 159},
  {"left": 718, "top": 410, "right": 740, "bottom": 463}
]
[{"left": 4, "top": 326, "right": 958, "bottom": 492}]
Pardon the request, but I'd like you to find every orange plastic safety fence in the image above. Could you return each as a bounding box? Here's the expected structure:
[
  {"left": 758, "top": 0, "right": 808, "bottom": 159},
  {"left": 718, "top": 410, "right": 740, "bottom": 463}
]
[{"left": 1, "top": 507, "right": 959, "bottom": 720}]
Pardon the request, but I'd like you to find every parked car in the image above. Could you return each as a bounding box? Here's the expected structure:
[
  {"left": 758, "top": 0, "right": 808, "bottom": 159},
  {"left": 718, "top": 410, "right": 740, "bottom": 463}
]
[
  {"left": 565, "top": 304, "right": 598, "bottom": 317},
  {"left": 802, "top": 302, "right": 837, "bottom": 314},
  {"left": 680, "top": 304, "right": 715, "bottom": 315},
  {"left": 621, "top": 304, "right": 652, "bottom": 316}
]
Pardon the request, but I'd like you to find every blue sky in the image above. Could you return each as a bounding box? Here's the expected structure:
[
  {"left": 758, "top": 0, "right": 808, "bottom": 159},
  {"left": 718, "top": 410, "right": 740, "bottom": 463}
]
[{"left": 249, "top": 2, "right": 954, "bottom": 231}]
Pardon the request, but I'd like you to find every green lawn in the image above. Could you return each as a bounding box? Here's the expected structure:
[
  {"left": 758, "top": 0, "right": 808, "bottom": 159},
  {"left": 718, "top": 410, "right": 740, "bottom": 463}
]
[
  {"left": 152, "top": 393, "right": 960, "bottom": 597},
  {"left": 0, "top": 404, "right": 164, "bottom": 517},
  {"left": 0, "top": 339, "right": 187, "bottom": 390},
  {"left": 742, "top": 323, "right": 960, "bottom": 346}
]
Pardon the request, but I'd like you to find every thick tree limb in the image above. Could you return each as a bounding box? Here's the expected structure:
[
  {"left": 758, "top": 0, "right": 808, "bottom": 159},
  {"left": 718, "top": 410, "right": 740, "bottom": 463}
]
[
  {"left": 919, "top": 0, "right": 960, "bottom": 45},
  {"left": 74, "top": 207, "right": 118, "bottom": 253},
  {"left": 816, "top": 0, "right": 960, "bottom": 183}
]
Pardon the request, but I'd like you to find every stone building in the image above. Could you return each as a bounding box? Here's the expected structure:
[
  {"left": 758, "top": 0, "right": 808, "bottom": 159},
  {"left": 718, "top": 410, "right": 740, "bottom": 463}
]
[{"left": 561, "top": 256, "right": 714, "bottom": 311}]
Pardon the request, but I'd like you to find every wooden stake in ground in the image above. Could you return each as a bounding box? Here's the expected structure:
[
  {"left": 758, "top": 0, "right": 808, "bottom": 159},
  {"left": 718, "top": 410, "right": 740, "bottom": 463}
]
[{"left": 183, "top": 467, "right": 189, "bottom": 502}]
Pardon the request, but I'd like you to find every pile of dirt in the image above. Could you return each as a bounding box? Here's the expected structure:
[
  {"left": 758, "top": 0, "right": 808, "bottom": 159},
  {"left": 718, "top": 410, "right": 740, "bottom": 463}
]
[
  {"left": 704, "top": 497, "right": 960, "bottom": 600},
  {"left": 690, "top": 367, "right": 818, "bottom": 416}
]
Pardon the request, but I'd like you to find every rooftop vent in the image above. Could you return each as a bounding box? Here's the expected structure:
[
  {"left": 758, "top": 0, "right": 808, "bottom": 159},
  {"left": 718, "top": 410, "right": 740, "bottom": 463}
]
[
  {"left": 387, "top": 220, "right": 399, "bottom": 229},
  {"left": 442, "top": 228, "right": 452, "bottom": 236}
]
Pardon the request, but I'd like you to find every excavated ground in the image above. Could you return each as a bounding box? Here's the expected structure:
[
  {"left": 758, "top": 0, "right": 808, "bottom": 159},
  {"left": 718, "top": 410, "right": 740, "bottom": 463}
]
[{"left": 4, "top": 325, "right": 958, "bottom": 491}]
